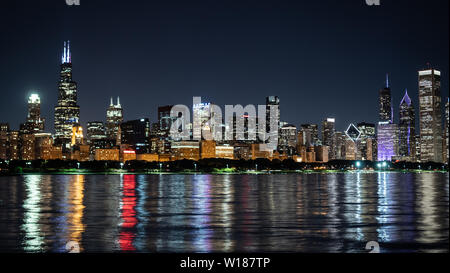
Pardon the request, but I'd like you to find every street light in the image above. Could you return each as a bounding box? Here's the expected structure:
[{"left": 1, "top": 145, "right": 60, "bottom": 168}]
[
  {"left": 159, "top": 163, "right": 162, "bottom": 172},
  {"left": 356, "top": 161, "right": 361, "bottom": 168},
  {"left": 255, "top": 164, "right": 258, "bottom": 172},
  {"left": 194, "top": 163, "right": 197, "bottom": 172},
  {"left": 77, "top": 162, "right": 81, "bottom": 169}
]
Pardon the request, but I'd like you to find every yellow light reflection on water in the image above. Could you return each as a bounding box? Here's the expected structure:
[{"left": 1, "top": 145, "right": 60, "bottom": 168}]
[{"left": 67, "top": 175, "right": 86, "bottom": 251}]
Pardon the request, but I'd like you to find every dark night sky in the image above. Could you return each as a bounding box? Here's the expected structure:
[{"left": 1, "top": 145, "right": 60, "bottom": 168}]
[{"left": 0, "top": 0, "right": 448, "bottom": 133}]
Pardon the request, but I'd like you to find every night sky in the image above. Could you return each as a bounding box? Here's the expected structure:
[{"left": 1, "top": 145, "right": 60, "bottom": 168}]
[{"left": 0, "top": 0, "right": 448, "bottom": 133}]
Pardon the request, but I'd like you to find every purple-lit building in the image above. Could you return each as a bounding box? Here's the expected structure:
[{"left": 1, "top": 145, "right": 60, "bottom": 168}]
[{"left": 377, "top": 75, "right": 398, "bottom": 161}]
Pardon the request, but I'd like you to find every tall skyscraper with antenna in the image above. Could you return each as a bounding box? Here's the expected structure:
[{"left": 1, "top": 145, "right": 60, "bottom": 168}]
[
  {"left": 106, "top": 97, "right": 123, "bottom": 144},
  {"left": 54, "top": 41, "right": 80, "bottom": 149},
  {"left": 377, "top": 74, "right": 398, "bottom": 161}
]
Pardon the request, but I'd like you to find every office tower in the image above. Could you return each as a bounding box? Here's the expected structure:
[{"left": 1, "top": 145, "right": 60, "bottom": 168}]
[
  {"left": 266, "top": 96, "right": 280, "bottom": 149},
  {"left": 120, "top": 119, "right": 151, "bottom": 153},
  {"left": 398, "top": 90, "right": 416, "bottom": 161},
  {"left": 23, "top": 94, "right": 45, "bottom": 134},
  {"left": 345, "top": 124, "right": 360, "bottom": 160},
  {"left": 35, "top": 133, "right": 53, "bottom": 160},
  {"left": 278, "top": 124, "right": 297, "bottom": 156},
  {"left": 20, "top": 134, "right": 35, "bottom": 160},
  {"left": 418, "top": 68, "right": 443, "bottom": 163},
  {"left": 377, "top": 123, "right": 399, "bottom": 161},
  {"left": 7, "top": 131, "right": 19, "bottom": 160},
  {"left": 0, "top": 123, "right": 9, "bottom": 159},
  {"left": 54, "top": 41, "right": 80, "bottom": 149},
  {"left": 158, "top": 105, "right": 176, "bottom": 135},
  {"left": 193, "top": 102, "right": 211, "bottom": 140},
  {"left": 301, "top": 124, "right": 319, "bottom": 147},
  {"left": 377, "top": 74, "right": 398, "bottom": 161},
  {"left": 334, "top": 131, "right": 346, "bottom": 160},
  {"left": 379, "top": 74, "right": 393, "bottom": 122},
  {"left": 415, "top": 135, "right": 421, "bottom": 162},
  {"left": 322, "top": 118, "right": 336, "bottom": 160},
  {"left": 357, "top": 122, "right": 376, "bottom": 161},
  {"left": 445, "top": 98, "right": 449, "bottom": 164},
  {"left": 157, "top": 105, "right": 177, "bottom": 153},
  {"left": 86, "top": 122, "right": 106, "bottom": 144},
  {"left": 106, "top": 97, "right": 123, "bottom": 143}
]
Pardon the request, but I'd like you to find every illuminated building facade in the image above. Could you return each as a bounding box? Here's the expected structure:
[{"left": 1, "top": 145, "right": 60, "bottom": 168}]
[
  {"left": 0, "top": 124, "right": 8, "bottom": 159},
  {"left": 334, "top": 131, "right": 346, "bottom": 160},
  {"left": 345, "top": 124, "right": 360, "bottom": 160},
  {"left": 357, "top": 122, "right": 376, "bottom": 161},
  {"left": 95, "top": 148, "right": 120, "bottom": 161},
  {"left": 120, "top": 119, "right": 150, "bottom": 153},
  {"left": 322, "top": 118, "right": 336, "bottom": 160},
  {"left": 377, "top": 122, "right": 399, "bottom": 161},
  {"left": 20, "top": 134, "right": 35, "bottom": 160},
  {"left": 216, "top": 144, "right": 234, "bottom": 159},
  {"left": 54, "top": 41, "right": 80, "bottom": 149},
  {"left": 34, "top": 133, "right": 53, "bottom": 160},
  {"left": 157, "top": 105, "right": 176, "bottom": 154},
  {"left": 398, "top": 90, "right": 416, "bottom": 161},
  {"left": 86, "top": 121, "right": 106, "bottom": 144},
  {"left": 379, "top": 74, "right": 393, "bottom": 123},
  {"left": 193, "top": 102, "right": 211, "bottom": 140},
  {"left": 171, "top": 141, "right": 200, "bottom": 161},
  {"left": 71, "top": 124, "right": 84, "bottom": 146},
  {"left": 106, "top": 97, "right": 123, "bottom": 143},
  {"left": 20, "top": 94, "right": 45, "bottom": 134},
  {"left": 445, "top": 98, "right": 449, "bottom": 164},
  {"left": 266, "top": 96, "right": 280, "bottom": 150},
  {"left": 278, "top": 124, "right": 297, "bottom": 156},
  {"left": 300, "top": 124, "right": 319, "bottom": 147},
  {"left": 377, "top": 75, "right": 398, "bottom": 161},
  {"left": 200, "top": 140, "right": 216, "bottom": 159},
  {"left": 418, "top": 68, "right": 443, "bottom": 163}
]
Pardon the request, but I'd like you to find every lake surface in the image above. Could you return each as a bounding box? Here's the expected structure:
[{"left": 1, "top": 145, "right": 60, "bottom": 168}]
[{"left": 0, "top": 173, "right": 448, "bottom": 253}]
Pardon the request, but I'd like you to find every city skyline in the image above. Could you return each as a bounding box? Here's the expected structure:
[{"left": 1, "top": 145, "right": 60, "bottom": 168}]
[{"left": 0, "top": 0, "right": 449, "bottom": 132}]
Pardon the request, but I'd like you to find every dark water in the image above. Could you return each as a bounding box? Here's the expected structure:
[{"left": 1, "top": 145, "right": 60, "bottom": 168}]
[{"left": 0, "top": 172, "right": 448, "bottom": 253}]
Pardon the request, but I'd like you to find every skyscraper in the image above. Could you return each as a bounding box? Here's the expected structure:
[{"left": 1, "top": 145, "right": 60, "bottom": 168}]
[
  {"left": 444, "top": 98, "right": 449, "bottom": 164},
  {"left": 120, "top": 119, "right": 151, "bottom": 153},
  {"left": 266, "top": 96, "right": 280, "bottom": 150},
  {"left": 20, "top": 94, "right": 45, "bottom": 134},
  {"left": 398, "top": 89, "right": 416, "bottom": 161},
  {"left": 106, "top": 97, "right": 123, "bottom": 143},
  {"left": 418, "top": 68, "right": 443, "bottom": 163},
  {"left": 278, "top": 124, "right": 297, "bottom": 156},
  {"left": 87, "top": 121, "right": 106, "bottom": 144},
  {"left": 379, "top": 74, "right": 393, "bottom": 123},
  {"left": 377, "top": 74, "right": 398, "bottom": 161},
  {"left": 193, "top": 102, "right": 211, "bottom": 140},
  {"left": 357, "top": 122, "right": 376, "bottom": 161},
  {"left": 322, "top": 118, "right": 335, "bottom": 159},
  {"left": 301, "top": 124, "right": 319, "bottom": 147},
  {"left": 54, "top": 41, "right": 80, "bottom": 149}
]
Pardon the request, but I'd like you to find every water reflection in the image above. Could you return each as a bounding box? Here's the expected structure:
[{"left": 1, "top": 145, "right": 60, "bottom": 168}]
[
  {"left": 21, "top": 175, "right": 44, "bottom": 252},
  {"left": 119, "top": 175, "right": 137, "bottom": 251},
  {"left": 0, "top": 172, "right": 447, "bottom": 253}
]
